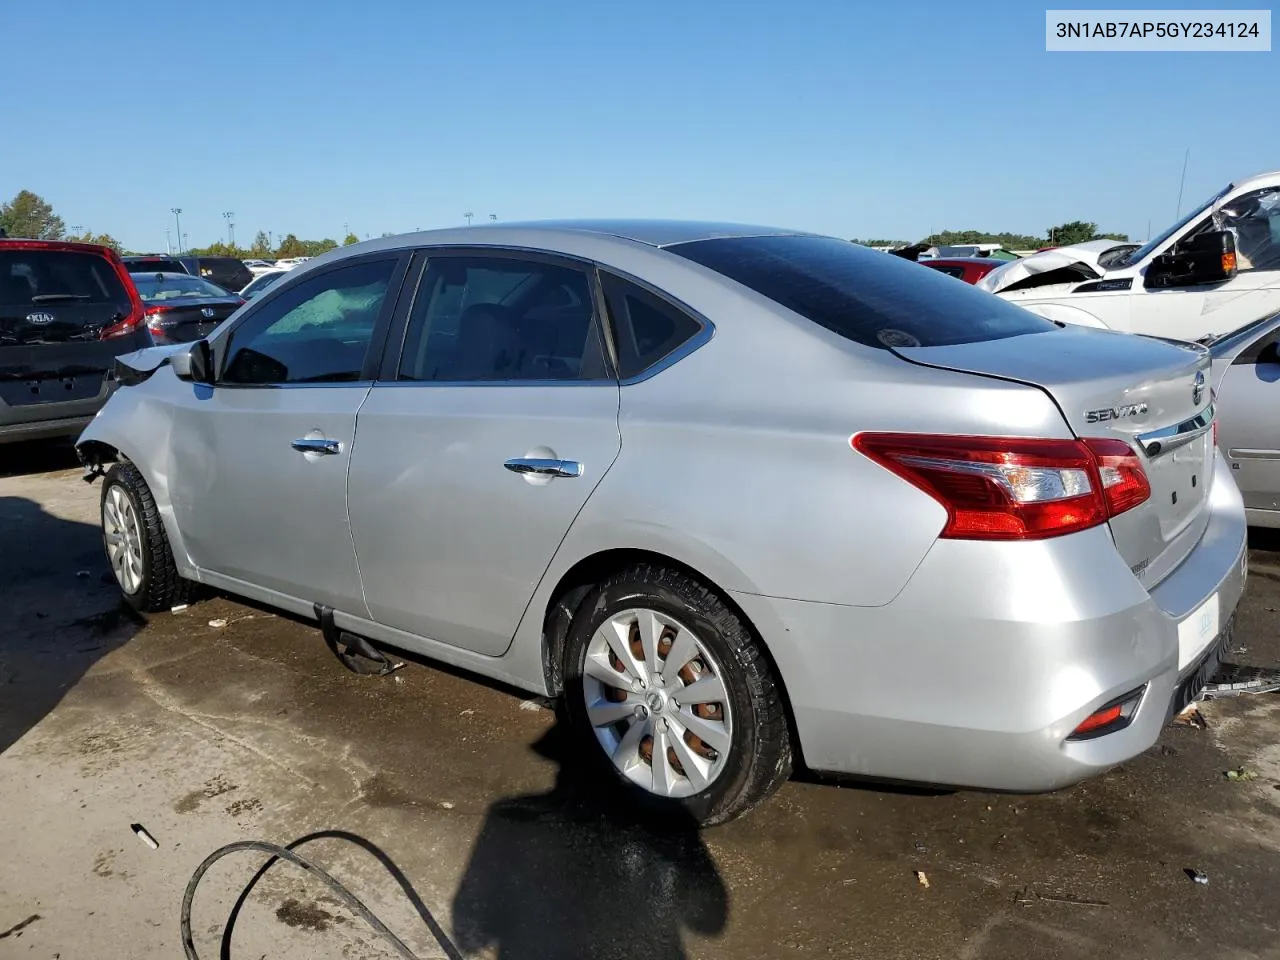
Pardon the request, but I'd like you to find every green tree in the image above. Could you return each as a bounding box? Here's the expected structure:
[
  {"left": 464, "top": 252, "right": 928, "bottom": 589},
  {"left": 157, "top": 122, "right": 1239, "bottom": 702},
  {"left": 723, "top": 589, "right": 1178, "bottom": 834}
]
[
  {"left": 851, "top": 238, "right": 911, "bottom": 247},
  {"left": 921, "top": 229, "right": 1046, "bottom": 249},
  {"left": 0, "top": 190, "right": 66, "bottom": 239},
  {"left": 1045, "top": 221, "right": 1097, "bottom": 246},
  {"left": 249, "top": 231, "right": 271, "bottom": 257},
  {"left": 299, "top": 238, "right": 338, "bottom": 257},
  {"left": 1044, "top": 221, "right": 1130, "bottom": 246},
  {"left": 275, "top": 233, "right": 307, "bottom": 258},
  {"left": 66, "top": 231, "right": 123, "bottom": 253},
  {"left": 342, "top": 232, "right": 360, "bottom": 246}
]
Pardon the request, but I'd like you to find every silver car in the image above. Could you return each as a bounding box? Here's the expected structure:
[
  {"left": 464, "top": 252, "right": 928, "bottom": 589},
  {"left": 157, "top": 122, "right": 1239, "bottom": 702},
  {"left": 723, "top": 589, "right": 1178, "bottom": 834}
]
[
  {"left": 77, "top": 221, "right": 1247, "bottom": 824},
  {"left": 1210, "top": 309, "right": 1280, "bottom": 526}
]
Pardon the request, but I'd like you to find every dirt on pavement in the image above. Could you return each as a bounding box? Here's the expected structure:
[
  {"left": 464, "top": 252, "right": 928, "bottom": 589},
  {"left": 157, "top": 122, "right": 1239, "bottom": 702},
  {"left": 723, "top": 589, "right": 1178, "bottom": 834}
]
[{"left": 2, "top": 439, "right": 1279, "bottom": 960}]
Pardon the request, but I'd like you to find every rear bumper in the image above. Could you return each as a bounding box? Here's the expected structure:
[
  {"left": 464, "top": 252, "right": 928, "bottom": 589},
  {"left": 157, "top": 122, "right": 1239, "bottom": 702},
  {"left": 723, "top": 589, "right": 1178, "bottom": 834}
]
[
  {"left": 0, "top": 413, "right": 96, "bottom": 443},
  {"left": 734, "top": 455, "right": 1248, "bottom": 792}
]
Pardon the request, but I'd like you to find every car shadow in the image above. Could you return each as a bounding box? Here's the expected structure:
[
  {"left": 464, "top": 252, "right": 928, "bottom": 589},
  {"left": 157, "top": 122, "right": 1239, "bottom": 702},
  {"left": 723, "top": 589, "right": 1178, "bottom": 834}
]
[
  {"left": 0, "top": 438, "right": 82, "bottom": 479},
  {"left": 0, "top": 495, "right": 142, "bottom": 753},
  {"left": 451, "top": 719, "right": 729, "bottom": 960}
]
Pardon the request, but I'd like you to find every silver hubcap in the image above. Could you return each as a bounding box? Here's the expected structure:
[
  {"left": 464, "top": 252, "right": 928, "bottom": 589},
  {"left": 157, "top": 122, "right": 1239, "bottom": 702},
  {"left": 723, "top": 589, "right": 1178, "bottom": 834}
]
[
  {"left": 103, "top": 486, "right": 143, "bottom": 595},
  {"left": 582, "top": 608, "right": 734, "bottom": 799}
]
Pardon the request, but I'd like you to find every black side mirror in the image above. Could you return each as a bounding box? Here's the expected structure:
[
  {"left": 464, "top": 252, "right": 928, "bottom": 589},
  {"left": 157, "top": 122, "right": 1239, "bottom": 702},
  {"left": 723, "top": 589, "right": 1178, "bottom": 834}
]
[
  {"left": 171, "top": 340, "right": 214, "bottom": 384},
  {"left": 1146, "top": 229, "right": 1238, "bottom": 288}
]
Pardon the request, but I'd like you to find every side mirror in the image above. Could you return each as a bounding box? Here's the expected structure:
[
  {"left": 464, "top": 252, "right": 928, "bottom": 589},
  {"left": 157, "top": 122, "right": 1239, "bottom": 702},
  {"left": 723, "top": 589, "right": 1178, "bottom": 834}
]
[
  {"left": 171, "top": 340, "right": 214, "bottom": 384},
  {"left": 1146, "top": 229, "right": 1238, "bottom": 289}
]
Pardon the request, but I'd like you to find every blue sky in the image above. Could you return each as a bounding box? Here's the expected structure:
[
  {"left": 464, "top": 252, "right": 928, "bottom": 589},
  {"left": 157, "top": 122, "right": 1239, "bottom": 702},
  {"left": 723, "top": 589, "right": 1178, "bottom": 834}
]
[{"left": 3, "top": 1, "right": 1274, "bottom": 251}]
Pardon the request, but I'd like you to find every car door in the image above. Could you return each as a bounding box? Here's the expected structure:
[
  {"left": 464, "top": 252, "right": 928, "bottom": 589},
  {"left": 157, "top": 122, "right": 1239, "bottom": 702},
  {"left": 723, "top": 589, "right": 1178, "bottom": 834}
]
[
  {"left": 348, "top": 249, "right": 622, "bottom": 655},
  {"left": 167, "top": 253, "right": 409, "bottom": 613},
  {"left": 1133, "top": 187, "right": 1280, "bottom": 341},
  {"left": 1216, "top": 323, "right": 1280, "bottom": 522}
]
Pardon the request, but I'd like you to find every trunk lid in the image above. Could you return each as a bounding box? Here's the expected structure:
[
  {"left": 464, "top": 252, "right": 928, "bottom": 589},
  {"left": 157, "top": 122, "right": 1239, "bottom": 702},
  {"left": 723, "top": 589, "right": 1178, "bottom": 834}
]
[
  {"left": 145, "top": 298, "right": 241, "bottom": 343},
  {"left": 896, "top": 325, "right": 1214, "bottom": 589}
]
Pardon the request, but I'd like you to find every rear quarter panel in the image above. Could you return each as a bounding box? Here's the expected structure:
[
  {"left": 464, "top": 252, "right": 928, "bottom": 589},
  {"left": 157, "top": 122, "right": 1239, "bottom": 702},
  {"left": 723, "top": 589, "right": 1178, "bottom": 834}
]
[{"left": 538, "top": 259, "right": 1074, "bottom": 608}]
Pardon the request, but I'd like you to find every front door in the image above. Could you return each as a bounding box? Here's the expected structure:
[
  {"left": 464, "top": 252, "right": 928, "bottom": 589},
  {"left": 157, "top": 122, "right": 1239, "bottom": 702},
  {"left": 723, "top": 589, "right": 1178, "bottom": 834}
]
[
  {"left": 348, "top": 250, "right": 621, "bottom": 656},
  {"left": 168, "top": 254, "right": 407, "bottom": 612}
]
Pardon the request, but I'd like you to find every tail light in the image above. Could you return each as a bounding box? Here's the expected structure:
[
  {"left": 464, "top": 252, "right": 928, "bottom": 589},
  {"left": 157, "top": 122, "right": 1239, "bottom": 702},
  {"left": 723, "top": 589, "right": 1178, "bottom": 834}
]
[
  {"left": 100, "top": 249, "right": 147, "bottom": 340},
  {"left": 143, "top": 304, "right": 175, "bottom": 336},
  {"left": 852, "top": 433, "right": 1150, "bottom": 541}
]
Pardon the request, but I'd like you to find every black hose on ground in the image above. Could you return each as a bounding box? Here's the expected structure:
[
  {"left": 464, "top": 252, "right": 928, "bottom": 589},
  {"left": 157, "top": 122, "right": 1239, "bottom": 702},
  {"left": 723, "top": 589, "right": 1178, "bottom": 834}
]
[{"left": 181, "top": 840, "right": 434, "bottom": 960}]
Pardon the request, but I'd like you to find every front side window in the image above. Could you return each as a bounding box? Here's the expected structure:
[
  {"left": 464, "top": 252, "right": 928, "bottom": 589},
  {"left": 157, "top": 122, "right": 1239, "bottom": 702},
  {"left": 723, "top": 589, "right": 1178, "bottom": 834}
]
[
  {"left": 221, "top": 258, "right": 396, "bottom": 385},
  {"left": 1197, "top": 187, "right": 1280, "bottom": 273},
  {"left": 398, "top": 255, "right": 609, "bottom": 382}
]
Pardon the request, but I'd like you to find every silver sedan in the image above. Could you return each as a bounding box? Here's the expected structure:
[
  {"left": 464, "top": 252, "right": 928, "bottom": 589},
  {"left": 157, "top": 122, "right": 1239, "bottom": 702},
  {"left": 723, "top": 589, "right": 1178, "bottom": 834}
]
[
  {"left": 77, "top": 221, "right": 1247, "bottom": 824},
  {"left": 1210, "top": 310, "right": 1280, "bottom": 527}
]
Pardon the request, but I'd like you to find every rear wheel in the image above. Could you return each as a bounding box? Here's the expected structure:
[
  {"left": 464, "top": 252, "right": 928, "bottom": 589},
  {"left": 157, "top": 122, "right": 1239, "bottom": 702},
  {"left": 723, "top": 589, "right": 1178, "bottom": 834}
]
[
  {"left": 101, "top": 462, "right": 194, "bottom": 613},
  {"left": 562, "top": 563, "right": 791, "bottom": 825}
]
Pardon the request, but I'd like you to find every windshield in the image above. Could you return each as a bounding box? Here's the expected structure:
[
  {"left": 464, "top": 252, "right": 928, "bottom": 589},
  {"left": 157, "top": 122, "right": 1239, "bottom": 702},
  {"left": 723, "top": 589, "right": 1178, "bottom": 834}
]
[
  {"left": 1121, "top": 184, "right": 1232, "bottom": 266},
  {"left": 132, "top": 273, "right": 231, "bottom": 301},
  {"left": 243, "top": 272, "right": 285, "bottom": 296},
  {"left": 669, "top": 235, "right": 1056, "bottom": 349}
]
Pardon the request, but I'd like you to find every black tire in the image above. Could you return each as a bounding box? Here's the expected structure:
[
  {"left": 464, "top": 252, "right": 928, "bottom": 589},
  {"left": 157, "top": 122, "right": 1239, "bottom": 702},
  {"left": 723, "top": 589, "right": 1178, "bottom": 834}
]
[
  {"left": 101, "top": 462, "right": 195, "bottom": 613},
  {"left": 562, "top": 563, "right": 792, "bottom": 826}
]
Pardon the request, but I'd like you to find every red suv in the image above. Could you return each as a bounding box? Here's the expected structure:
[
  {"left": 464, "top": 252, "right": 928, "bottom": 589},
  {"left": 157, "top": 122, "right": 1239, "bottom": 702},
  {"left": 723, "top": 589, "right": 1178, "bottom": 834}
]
[{"left": 0, "top": 239, "right": 150, "bottom": 443}]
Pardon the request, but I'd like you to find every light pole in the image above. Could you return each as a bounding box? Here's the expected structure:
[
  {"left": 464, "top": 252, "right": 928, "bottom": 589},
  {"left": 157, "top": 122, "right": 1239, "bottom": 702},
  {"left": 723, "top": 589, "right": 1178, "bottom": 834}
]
[
  {"left": 489, "top": 213, "right": 497, "bottom": 222},
  {"left": 71, "top": 224, "right": 83, "bottom": 236},
  {"left": 166, "top": 229, "right": 172, "bottom": 254},
  {"left": 223, "top": 211, "right": 234, "bottom": 247},
  {"left": 182, "top": 233, "right": 189, "bottom": 254},
  {"left": 464, "top": 211, "right": 474, "bottom": 226},
  {"left": 171, "top": 208, "right": 183, "bottom": 253}
]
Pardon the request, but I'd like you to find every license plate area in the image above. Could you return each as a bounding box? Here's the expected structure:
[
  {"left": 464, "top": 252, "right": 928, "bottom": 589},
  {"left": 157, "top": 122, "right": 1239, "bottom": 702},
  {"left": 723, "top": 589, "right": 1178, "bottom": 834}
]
[
  {"left": 1167, "top": 615, "right": 1235, "bottom": 721},
  {"left": 0, "top": 373, "right": 105, "bottom": 406}
]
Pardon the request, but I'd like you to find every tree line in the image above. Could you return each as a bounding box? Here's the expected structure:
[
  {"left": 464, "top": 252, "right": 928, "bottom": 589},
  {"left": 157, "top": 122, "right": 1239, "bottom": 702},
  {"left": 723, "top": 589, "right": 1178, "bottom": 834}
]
[
  {"left": 4, "top": 188, "right": 1133, "bottom": 262},
  {"left": 0, "top": 190, "right": 363, "bottom": 259},
  {"left": 853, "top": 221, "right": 1130, "bottom": 250}
]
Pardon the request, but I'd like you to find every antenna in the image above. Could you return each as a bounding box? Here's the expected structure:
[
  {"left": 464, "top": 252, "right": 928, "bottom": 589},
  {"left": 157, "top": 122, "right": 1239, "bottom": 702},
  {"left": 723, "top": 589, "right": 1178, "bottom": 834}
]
[{"left": 1175, "top": 148, "right": 1190, "bottom": 218}]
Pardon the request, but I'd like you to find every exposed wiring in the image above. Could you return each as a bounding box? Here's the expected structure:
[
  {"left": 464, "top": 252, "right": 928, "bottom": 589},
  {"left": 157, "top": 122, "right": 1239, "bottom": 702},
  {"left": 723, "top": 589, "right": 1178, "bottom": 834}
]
[{"left": 181, "top": 839, "right": 450, "bottom": 960}]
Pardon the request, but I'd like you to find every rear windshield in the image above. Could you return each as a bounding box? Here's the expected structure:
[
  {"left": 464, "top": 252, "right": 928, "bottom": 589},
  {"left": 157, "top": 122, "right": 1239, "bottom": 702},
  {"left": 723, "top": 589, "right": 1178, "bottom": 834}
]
[
  {"left": 668, "top": 235, "right": 1055, "bottom": 349},
  {"left": 0, "top": 249, "right": 129, "bottom": 306},
  {"left": 126, "top": 258, "right": 186, "bottom": 273},
  {"left": 132, "top": 273, "right": 231, "bottom": 301}
]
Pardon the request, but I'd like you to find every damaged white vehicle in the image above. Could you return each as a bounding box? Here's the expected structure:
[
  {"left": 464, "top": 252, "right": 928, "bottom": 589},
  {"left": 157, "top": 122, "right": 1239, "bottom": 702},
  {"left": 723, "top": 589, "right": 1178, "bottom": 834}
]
[{"left": 978, "top": 171, "right": 1280, "bottom": 343}]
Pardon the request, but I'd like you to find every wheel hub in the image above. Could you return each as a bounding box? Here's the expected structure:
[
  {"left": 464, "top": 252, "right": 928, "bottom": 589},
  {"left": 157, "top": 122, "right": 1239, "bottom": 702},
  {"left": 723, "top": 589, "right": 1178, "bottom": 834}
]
[{"left": 581, "top": 607, "right": 734, "bottom": 799}]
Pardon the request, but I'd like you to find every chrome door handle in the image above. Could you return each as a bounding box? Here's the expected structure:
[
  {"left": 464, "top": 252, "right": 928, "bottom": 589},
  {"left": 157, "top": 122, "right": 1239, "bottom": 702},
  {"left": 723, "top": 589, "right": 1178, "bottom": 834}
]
[
  {"left": 292, "top": 438, "right": 342, "bottom": 455},
  {"left": 504, "top": 457, "right": 583, "bottom": 478}
]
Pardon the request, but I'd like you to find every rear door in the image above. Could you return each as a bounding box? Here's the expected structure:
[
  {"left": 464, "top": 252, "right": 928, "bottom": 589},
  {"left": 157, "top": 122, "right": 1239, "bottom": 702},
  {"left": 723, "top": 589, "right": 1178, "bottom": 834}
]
[
  {"left": 0, "top": 245, "right": 147, "bottom": 431},
  {"left": 348, "top": 249, "right": 621, "bottom": 655}
]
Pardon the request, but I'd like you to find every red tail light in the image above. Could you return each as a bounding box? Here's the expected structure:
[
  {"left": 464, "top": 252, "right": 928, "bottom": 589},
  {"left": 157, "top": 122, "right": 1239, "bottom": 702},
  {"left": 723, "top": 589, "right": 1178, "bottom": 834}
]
[
  {"left": 100, "top": 249, "right": 146, "bottom": 340},
  {"left": 852, "top": 433, "right": 1150, "bottom": 541}
]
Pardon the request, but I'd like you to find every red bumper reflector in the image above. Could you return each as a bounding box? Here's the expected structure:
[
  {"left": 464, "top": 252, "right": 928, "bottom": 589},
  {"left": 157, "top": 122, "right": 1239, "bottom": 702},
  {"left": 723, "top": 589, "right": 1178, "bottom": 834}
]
[{"left": 1072, "top": 704, "right": 1123, "bottom": 736}]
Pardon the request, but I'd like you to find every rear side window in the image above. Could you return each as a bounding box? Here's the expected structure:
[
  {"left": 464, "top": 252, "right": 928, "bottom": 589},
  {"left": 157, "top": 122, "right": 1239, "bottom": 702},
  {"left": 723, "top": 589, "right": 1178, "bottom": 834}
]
[
  {"left": 668, "top": 235, "right": 1054, "bottom": 349},
  {"left": 599, "top": 274, "right": 703, "bottom": 379},
  {"left": 399, "top": 255, "right": 609, "bottom": 382},
  {"left": 0, "top": 249, "right": 129, "bottom": 306}
]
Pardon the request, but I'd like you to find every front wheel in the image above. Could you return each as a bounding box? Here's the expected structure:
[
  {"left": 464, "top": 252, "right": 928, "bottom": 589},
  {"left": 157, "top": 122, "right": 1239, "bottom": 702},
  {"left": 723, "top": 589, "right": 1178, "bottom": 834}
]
[
  {"left": 101, "top": 462, "right": 194, "bottom": 613},
  {"left": 562, "top": 564, "right": 792, "bottom": 825}
]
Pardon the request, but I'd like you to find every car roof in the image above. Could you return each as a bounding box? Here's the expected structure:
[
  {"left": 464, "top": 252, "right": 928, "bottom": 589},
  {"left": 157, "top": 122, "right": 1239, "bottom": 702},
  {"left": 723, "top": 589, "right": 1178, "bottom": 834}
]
[
  {"left": 471, "top": 219, "right": 818, "bottom": 247},
  {"left": 0, "top": 238, "right": 119, "bottom": 255}
]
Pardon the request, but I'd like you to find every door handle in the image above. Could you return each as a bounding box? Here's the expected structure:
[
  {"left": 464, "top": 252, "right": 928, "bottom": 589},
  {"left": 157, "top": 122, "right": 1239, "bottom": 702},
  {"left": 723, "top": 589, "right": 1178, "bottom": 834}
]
[
  {"left": 292, "top": 438, "right": 342, "bottom": 455},
  {"left": 504, "top": 457, "right": 583, "bottom": 478}
]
